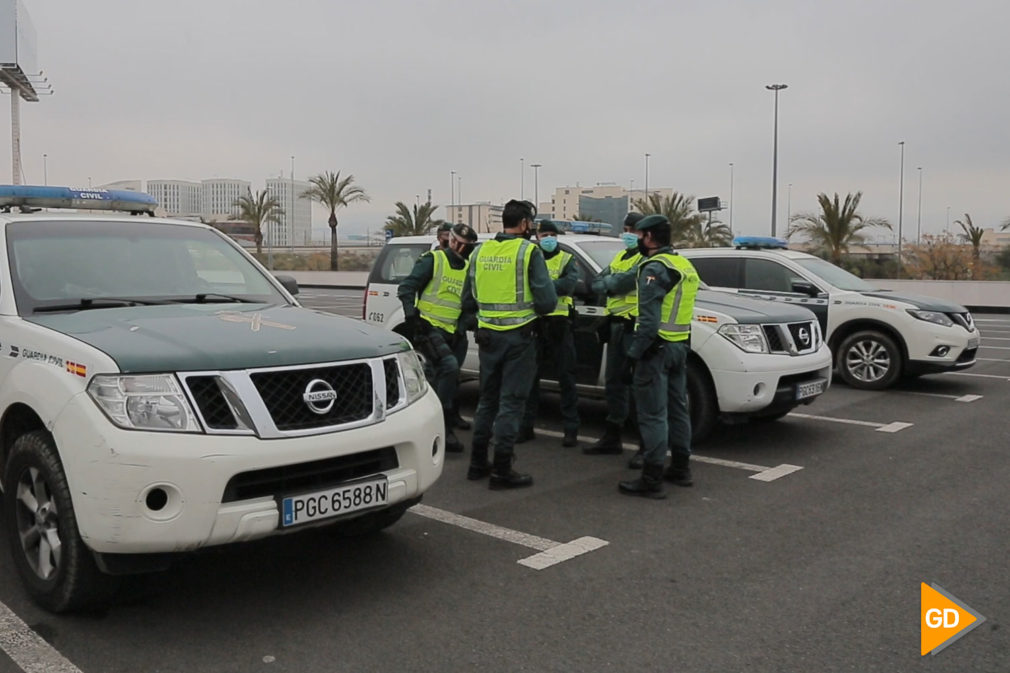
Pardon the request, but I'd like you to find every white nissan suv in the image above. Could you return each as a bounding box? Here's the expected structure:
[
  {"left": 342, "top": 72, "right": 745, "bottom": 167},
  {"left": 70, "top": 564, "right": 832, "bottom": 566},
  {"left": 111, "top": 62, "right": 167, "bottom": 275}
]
[{"left": 681, "top": 237, "right": 980, "bottom": 389}]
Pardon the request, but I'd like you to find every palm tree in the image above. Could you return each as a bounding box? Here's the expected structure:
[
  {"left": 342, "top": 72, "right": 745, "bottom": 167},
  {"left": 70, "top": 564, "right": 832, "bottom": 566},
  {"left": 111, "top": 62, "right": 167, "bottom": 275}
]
[
  {"left": 233, "top": 189, "right": 284, "bottom": 255},
  {"left": 385, "top": 201, "right": 446, "bottom": 237},
  {"left": 955, "top": 213, "right": 985, "bottom": 261},
  {"left": 631, "top": 192, "right": 705, "bottom": 245},
  {"left": 1001, "top": 216, "right": 1010, "bottom": 231},
  {"left": 682, "top": 217, "right": 734, "bottom": 247},
  {"left": 787, "top": 192, "right": 890, "bottom": 265},
  {"left": 301, "top": 171, "right": 370, "bottom": 271},
  {"left": 574, "top": 213, "right": 602, "bottom": 222}
]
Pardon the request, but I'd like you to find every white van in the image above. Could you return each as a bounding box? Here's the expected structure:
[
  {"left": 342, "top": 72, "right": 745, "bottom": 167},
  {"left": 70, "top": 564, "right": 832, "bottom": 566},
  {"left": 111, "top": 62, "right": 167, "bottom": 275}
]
[
  {"left": 681, "top": 237, "right": 980, "bottom": 389},
  {"left": 364, "top": 233, "right": 833, "bottom": 442}
]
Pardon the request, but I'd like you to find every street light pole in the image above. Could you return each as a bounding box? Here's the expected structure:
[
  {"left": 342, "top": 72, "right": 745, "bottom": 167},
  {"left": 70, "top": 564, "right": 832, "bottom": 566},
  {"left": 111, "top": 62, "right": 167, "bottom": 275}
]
[
  {"left": 42, "top": 153, "right": 47, "bottom": 186},
  {"left": 766, "top": 83, "right": 787, "bottom": 237},
  {"left": 457, "top": 175, "right": 462, "bottom": 206},
  {"left": 916, "top": 167, "right": 923, "bottom": 244},
  {"left": 290, "top": 155, "right": 295, "bottom": 250},
  {"left": 530, "top": 163, "right": 542, "bottom": 211},
  {"left": 520, "top": 157, "right": 524, "bottom": 200},
  {"left": 728, "top": 162, "right": 734, "bottom": 233},
  {"left": 787, "top": 183, "right": 792, "bottom": 229},
  {"left": 644, "top": 153, "right": 651, "bottom": 204},
  {"left": 897, "top": 140, "right": 905, "bottom": 276},
  {"left": 450, "top": 170, "right": 455, "bottom": 207}
]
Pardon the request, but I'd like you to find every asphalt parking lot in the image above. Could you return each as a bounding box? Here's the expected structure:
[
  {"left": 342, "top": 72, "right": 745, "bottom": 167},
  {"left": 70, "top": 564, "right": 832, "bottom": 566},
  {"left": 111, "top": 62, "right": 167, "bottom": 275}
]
[{"left": 0, "top": 296, "right": 1006, "bottom": 673}]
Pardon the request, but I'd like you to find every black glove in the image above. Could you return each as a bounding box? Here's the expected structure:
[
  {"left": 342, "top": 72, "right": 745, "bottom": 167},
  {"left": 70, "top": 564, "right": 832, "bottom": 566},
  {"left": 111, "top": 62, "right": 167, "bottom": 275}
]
[{"left": 404, "top": 314, "right": 422, "bottom": 335}]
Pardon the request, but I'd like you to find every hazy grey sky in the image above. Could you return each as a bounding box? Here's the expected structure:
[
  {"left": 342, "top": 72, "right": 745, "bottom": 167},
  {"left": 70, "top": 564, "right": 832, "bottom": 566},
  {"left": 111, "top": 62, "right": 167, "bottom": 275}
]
[{"left": 4, "top": 0, "right": 1008, "bottom": 240}]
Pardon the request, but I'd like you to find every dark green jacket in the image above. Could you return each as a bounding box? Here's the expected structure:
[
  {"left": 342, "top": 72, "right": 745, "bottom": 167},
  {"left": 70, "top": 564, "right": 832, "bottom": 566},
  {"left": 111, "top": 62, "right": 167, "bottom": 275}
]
[{"left": 628, "top": 246, "right": 682, "bottom": 360}]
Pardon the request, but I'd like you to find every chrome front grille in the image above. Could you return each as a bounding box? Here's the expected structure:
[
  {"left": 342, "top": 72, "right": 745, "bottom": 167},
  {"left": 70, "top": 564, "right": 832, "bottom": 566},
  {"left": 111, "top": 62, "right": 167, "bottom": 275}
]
[
  {"left": 761, "top": 320, "right": 821, "bottom": 355},
  {"left": 180, "top": 356, "right": 404, "bottom": 437}
]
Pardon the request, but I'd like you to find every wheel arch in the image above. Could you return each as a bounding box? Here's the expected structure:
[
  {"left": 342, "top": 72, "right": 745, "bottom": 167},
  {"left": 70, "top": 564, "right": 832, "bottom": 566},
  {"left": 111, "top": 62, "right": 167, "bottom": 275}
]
[
  {"left": 828, "top": 319, "right": 909, "bottom": 364},
  {"left": 0, "top": 403, "right": 48, "bottom": 482}
]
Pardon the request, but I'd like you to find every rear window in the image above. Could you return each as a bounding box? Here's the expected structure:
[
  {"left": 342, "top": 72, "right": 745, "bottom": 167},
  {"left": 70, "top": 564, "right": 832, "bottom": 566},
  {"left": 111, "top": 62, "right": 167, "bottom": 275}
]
[{"left": 368, "top": 243, "right": 431, "bottom": 284}]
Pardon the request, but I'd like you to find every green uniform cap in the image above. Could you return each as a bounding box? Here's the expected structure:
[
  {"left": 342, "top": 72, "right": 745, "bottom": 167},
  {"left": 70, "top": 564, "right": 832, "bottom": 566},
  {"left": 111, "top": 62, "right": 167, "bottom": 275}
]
[{"left": 635, "top": 214, "right": 669, "bottom": 231}]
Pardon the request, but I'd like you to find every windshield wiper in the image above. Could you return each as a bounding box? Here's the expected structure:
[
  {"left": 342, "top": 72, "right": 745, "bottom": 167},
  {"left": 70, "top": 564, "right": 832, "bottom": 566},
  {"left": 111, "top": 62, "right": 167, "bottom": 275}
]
[
  {"left": 171, "top": 293, "right": 258, "bottom": 304},
  {"left": 33, "top": 297, "right": 170, "bottom": 313}
]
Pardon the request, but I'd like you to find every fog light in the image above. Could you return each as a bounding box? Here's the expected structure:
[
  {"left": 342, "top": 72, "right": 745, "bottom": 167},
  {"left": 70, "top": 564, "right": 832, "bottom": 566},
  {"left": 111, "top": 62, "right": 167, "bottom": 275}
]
[
  {"left": 146, "top": 488, "right": 168, "bottom": 511},
  {"left": 753, "top": 383, "right": 765, "bottom": 397},
  {"left": 930, "top": 345, "right": 951, "bottom": 357},
  {"left": 432, "top": 438, "right": 439, "bottom": 457},
  {"left": 140, "top": 483, "right": 183, "bottom": 521}
]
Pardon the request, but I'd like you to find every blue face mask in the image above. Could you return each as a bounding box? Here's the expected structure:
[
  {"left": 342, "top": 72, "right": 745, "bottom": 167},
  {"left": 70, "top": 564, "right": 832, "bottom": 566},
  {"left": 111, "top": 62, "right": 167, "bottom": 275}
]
[
  {"left": 621, "top": 232, "right": 638, "bottom": 249},
  {"left": 539, "top": 236, "right": 558, "bottom": 253}
]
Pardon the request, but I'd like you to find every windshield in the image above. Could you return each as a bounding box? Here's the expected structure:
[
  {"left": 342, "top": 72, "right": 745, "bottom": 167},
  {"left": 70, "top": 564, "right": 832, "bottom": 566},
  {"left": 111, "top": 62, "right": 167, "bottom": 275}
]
[
  {"left": 7, "top": 220, "right": 287, "bottom": 315},
  {"left": 577, "top": 239, "right": 629, "bottom": 270},
  {"left": 794, "top": 256, "right": 877, "bottom": 291}
]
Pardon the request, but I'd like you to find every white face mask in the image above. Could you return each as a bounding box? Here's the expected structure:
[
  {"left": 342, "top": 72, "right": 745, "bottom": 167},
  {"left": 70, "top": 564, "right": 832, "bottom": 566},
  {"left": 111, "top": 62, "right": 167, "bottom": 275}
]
[{"left": 620, "top": 232, "right": 638, "bottom": 248}]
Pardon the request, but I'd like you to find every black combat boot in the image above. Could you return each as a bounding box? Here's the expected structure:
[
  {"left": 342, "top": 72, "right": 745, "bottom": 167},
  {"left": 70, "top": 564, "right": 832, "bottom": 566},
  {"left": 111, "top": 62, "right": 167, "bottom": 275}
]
[
  {"left": 582, "top": 422, "right": 623, "bottom": 455},
  {"left": 467, "top": 442, "right": 492, "bottom": 480},
  {"left": 489, "top": 453, "right": 533, "bottom": 490},
  {"left": 664, "top": 454, "right": 693, "bottom": 487},
  {"left": 627, "top": 439, "right": 645, "bottom": 469},
  {"left": 562, "top": 429, "right": 578, "bottom": 448},
  {"left": 444, "top": 412, "right": 463, "bottom": 453},
  {"left": 618, "top": 463, "right": 666, "bottom": 499}
]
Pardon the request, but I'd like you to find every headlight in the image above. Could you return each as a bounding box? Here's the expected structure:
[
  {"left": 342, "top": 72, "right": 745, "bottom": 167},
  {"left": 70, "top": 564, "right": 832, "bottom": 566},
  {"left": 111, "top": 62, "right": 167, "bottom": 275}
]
[
  {"left": 396, "top": 350, "right": 428, "bottom": 405},
  {"left": 88, "top": 374, "right": 201, "bottom": 432},
  {"left": 718, "top": 324, "right": 769, "bottom": 353},
  {"left": 907, "top": 309, "right": 954, "bottom": 327}
]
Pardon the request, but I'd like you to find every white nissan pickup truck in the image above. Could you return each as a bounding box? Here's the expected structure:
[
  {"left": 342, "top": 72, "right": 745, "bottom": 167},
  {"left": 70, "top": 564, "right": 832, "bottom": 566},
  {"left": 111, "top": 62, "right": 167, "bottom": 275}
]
[{"left": 0, "top": 185, "right": 443, "bottom": 612}]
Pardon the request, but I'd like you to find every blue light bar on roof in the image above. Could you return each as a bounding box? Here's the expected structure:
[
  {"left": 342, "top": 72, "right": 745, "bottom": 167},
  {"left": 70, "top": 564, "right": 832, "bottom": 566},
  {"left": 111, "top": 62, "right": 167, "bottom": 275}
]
[
  {"left": 732, "top": 235, "right": 788, "bottom": 249},
  {"left": 0, "top": 185, "right": 158, "bottom": 214}
]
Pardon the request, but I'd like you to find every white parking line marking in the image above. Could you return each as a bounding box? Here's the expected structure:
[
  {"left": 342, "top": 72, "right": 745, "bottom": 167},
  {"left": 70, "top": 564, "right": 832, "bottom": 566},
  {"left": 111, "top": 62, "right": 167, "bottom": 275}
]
[
  {"left": 787, "top": 412, "right": 913, "bottom": 432},
  {"left": 980, "top": 345, "right": 1010, "bottom": 350},
  {"left": 902, "top": 391, "right": 984, "bottom": 402},
  {"left": 977, "top": 357, "right": 1010, "bottom": 362},
  {"left": 877, "top": 421, "right": 914, "bottom": 433},
  {"left": 943, "top": 372, "right": 1010, "bottom": 380},
  {"left": 409, "top": 504, "right": 609, "bottom": 570},
  {"left": 517, "top": 536, "right": 610, "bottom": 570},
  {"left": 981, "top": 336, "right": 1010, "bottom": 341},
  {"left": 521, "top": 426, "right": 803, "bottom": 481},
  {"left": 750, "top": 464, "right": 804, "bottom": 482},
  {"left": 0, "top": 601, "right": 83, "bottom": 673}
]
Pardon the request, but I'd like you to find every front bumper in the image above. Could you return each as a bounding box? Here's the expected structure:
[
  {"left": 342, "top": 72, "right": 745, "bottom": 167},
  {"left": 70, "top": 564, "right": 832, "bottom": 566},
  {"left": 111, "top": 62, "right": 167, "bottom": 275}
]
[
  {"left": 903, "top": 323, "right": 979, "bottom": 373},
  {"left": 54, "top": 387, "right": 444, "bottom": 554},
  {"left": 703, "top": 343, "right": 834, "bottom": 415}
]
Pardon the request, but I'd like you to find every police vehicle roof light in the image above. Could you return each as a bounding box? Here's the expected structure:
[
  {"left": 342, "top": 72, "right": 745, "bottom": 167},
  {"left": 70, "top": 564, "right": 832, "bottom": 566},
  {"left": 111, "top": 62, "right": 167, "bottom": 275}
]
[
  {"left": 732, "top": 235, "right": 788, "bottom": 250},
  {"left": 0, "top": 185, "right": 158, "bottom": 216}
]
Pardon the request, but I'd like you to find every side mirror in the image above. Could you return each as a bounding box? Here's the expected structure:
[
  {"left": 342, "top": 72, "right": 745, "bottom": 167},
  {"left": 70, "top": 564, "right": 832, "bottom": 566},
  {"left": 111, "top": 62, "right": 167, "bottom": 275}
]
[
  {"left": 275, "top": 274, "right": 300, "bottom": 295},
  {"left": 791, "top": 279, "right": 820, "bottom": 298}
]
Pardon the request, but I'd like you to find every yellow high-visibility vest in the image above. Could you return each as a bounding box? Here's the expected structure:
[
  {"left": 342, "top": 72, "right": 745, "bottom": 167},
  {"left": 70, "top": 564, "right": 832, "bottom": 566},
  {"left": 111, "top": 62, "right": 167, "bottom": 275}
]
[
  {"left": 544, "top": 250, "right": 574, "bottom": 317},
  {"left": 416, "top": 249, "right": 467, "bottom": 333},
  {"left": 469, "top": 238, "right": 536, "bottom": 331},
  {"left": 638, "top": 252, "right": 699, "bottom": 342}
]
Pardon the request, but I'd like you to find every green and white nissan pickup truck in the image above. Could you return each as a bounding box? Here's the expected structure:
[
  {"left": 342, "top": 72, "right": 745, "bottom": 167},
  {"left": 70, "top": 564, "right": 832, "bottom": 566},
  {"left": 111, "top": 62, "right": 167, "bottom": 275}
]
[{"left": 0, "top": 186, "right": 443, "bottom": 613}]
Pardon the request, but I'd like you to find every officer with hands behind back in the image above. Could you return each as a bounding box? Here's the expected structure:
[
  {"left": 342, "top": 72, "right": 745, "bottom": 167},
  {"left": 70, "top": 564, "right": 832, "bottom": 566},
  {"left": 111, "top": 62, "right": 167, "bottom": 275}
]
[
  {"left": 584, "top": 212, "right": 645, "bottom": 462},
  {"left": 618, "top": 214, "right": 700, "bottom": 499},
  {"left": 461, "top": 200, "right": 557, "bottom": 489},
  {"left": 518, "top": 220, "right": 581, "bottom": 447},
  {"left": 397, "top": 223, "right": 478, "bottom": 454}
]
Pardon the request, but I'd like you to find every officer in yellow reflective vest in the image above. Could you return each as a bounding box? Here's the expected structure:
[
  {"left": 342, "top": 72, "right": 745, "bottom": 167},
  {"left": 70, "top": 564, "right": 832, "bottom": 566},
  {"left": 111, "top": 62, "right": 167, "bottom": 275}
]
[
  {"left": 518, "top": 220, "right": 580, "bottom": 447},
  {"left": 618, "top": 214, "right": 700, "bottom": 499},
  {"left": 460, "top": 200, "right": 557, "bottom": 489},
  {"left": 584, "top": 212, "right": 645, "bottom": 459},
  {"left": 397, "top": 223, "right": 477, "bottom": 453}
]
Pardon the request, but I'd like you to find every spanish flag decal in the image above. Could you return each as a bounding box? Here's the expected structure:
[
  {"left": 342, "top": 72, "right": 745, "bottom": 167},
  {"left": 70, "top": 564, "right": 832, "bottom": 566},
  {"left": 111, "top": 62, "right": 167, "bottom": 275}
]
[{"left": 66, "top": 361, "right": 87, "bottom": 377}]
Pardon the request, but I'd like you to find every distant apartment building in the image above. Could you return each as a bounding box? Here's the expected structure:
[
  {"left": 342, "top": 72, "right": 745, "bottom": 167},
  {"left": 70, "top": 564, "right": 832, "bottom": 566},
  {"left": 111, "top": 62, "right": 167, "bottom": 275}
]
[
  {"left": 202, "top": 178, "right": 251, "bottom": 220},
  {"left": 446, "top": 202, "right": 503, "bottom": 233},
  {"left": 147, "top": 180, "right": 202, "bottom": 217},
  {"left": 548, "top": 184, "right": 674, "bottom": 225},
  {"left": 265, "top": 178, "right": 313, "bottom": 246}
]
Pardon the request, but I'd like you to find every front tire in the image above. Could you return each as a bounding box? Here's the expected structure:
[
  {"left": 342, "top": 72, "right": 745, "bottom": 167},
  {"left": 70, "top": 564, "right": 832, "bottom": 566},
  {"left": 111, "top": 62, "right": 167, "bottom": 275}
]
[
  {"left": 836, "top": 330, "right": 902, "bottom": 390},
  {"left": 686, "top": 360, "right": 717, "bottom": 443},
  {"left": 3, "top": 431, "right": 117, "bottom": 613}
]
